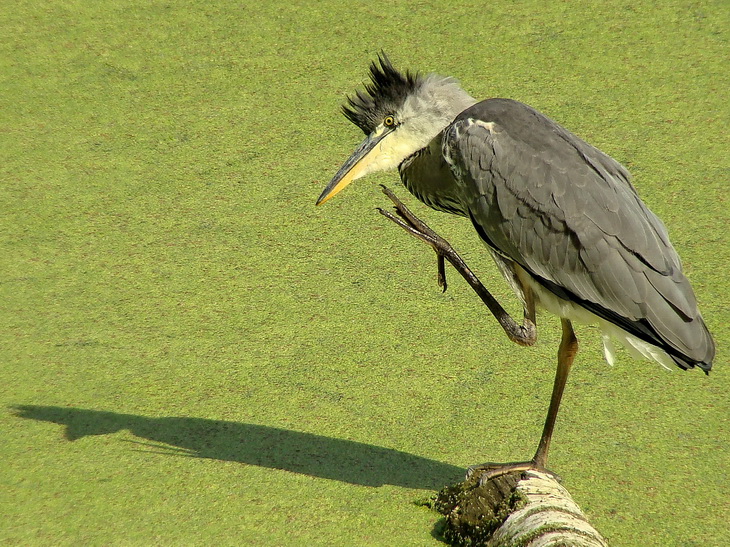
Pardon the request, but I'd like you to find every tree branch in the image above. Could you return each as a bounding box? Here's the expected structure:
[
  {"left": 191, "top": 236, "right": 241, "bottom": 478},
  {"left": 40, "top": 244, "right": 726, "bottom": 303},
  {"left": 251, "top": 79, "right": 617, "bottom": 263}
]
[{"left": 433, "top": 470, "right": 608, "bottom": 546}]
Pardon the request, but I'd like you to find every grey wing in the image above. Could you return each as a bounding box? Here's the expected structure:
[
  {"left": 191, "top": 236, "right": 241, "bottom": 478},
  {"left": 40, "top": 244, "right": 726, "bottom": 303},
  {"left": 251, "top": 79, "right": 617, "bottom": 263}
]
[{"left": 443, "top": 99, "right": 714, "bottom": 370}]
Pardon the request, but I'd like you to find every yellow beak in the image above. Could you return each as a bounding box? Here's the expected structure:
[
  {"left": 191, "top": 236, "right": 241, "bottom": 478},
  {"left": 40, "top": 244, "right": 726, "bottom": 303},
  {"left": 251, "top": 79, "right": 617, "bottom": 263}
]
[{"left": 316, "top": 126, "right": 394, "bottom": 205}]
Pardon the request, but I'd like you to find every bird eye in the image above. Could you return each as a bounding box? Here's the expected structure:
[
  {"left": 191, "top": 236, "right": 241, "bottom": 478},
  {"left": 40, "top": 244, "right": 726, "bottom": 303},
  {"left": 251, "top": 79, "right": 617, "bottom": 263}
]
[{"left": 383, "top": 115, "right": 396, "bottom": 127}]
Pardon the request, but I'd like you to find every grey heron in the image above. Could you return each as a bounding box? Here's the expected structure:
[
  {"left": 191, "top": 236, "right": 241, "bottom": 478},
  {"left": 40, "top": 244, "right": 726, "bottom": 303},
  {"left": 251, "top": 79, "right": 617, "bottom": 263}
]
[{"left": 316, "top": 55, "right": 714, "bottom": 479}]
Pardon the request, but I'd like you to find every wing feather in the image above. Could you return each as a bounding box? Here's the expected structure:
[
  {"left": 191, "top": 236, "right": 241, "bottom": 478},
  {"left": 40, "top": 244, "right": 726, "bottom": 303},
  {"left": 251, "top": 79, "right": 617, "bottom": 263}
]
[{"left": 442, "top": 98, "right": 714, "bottom": 370}]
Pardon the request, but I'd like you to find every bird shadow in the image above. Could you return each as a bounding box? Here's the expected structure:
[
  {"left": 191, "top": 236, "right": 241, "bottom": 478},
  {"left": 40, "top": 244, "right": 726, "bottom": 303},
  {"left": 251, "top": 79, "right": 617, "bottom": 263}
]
[{"left": 11, "top": 405, "right": 464, "bottom": 490}]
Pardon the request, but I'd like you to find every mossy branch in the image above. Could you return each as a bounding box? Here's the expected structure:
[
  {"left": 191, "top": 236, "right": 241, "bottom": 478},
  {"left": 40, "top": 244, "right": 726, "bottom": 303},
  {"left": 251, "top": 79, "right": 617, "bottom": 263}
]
[{"left": 433, "top": 469, "right": 608, "bottom": 546}]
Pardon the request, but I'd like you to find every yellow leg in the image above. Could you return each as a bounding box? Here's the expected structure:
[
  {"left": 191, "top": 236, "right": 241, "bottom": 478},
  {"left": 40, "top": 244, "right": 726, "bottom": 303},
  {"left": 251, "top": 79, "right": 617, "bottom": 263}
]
[
  {"left": 467, "top": 318, "right": 578, "bottom": 482},
  {"left": 532, "top": 318, "right": 578, "bottom": 468}
]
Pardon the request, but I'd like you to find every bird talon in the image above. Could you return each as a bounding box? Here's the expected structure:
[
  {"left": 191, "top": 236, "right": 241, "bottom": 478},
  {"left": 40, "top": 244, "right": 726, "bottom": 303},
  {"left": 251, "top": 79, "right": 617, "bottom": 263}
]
[
  {"left": 466, "top": 461, "right": 561, "bottom": 485},
  {"left": 437, "top": 254, "right": 448, "bottom": 292}
]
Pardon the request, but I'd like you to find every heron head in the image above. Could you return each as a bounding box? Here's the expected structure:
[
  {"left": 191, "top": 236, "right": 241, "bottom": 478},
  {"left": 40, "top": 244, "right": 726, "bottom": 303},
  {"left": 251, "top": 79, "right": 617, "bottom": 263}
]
[{"left": 316, "top": 54, "right": 476, "bottom": 205}]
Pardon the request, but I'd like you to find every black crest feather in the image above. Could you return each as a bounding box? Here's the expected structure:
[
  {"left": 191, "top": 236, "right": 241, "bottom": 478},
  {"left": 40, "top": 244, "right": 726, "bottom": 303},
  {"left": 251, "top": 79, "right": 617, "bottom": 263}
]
[{"left": 342, "top": 53, "right": 420, "bottom": 134}]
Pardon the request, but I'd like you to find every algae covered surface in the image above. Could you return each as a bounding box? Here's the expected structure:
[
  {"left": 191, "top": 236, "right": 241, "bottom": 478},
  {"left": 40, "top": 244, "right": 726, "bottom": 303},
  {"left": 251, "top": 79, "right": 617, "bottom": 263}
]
[{"left": 1, "top": 1, "right": 729, "bottom": 545}]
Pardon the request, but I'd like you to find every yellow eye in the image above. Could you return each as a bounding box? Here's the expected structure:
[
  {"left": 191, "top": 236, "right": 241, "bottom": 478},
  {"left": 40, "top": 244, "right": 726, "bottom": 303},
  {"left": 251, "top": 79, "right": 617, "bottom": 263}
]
[{"left": 383, "top": 115, "right": 395, "bottom": 127}]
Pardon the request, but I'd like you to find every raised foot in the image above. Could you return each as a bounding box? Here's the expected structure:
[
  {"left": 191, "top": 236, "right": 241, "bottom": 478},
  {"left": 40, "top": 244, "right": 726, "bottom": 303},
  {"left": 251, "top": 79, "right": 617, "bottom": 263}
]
[
  {"left": 376, "top": 184, "right": 454, "bottom": 292},
  {"left": 466, "top": 461, "right": 561, "bottom": 485},
  {"left": 376, "top": 184, "right": 537, "bottom": 346}
]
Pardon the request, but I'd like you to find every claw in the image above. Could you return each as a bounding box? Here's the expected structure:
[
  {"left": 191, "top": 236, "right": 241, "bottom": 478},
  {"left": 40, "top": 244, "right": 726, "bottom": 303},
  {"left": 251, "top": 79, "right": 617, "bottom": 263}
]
[
  {"left": 437, "top": 254, "right": 447, "bottom": 292},
  {"left": 466, "top": 461, "right": 561, "bottom": 485}
]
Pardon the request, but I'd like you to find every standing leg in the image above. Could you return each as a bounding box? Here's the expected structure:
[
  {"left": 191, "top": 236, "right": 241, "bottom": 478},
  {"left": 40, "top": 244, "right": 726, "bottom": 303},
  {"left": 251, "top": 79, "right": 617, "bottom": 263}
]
[
  {"left": 468, "top": 318, "right": 578, "bottom": 482},
  {"left": 532, "top": 318, "right": 578, "bottom": 469}
]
